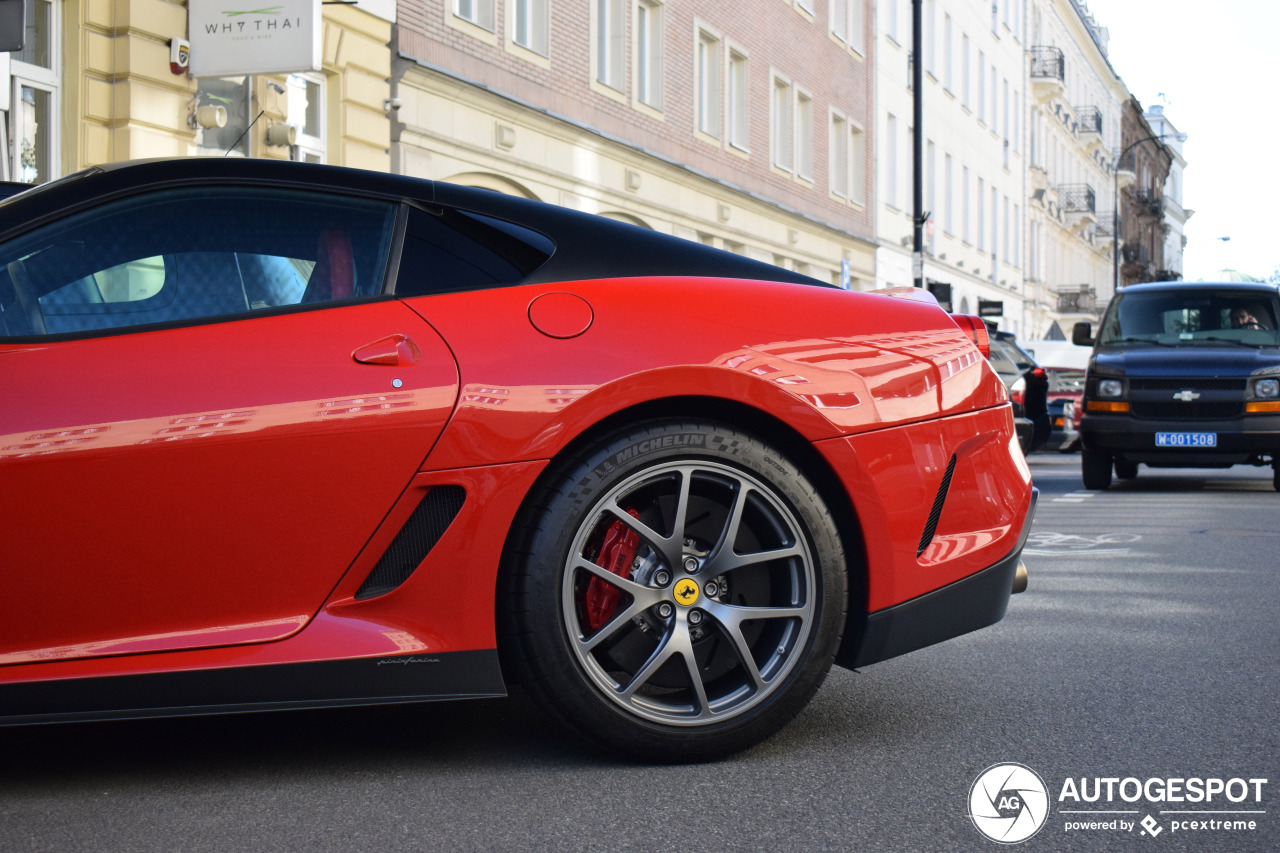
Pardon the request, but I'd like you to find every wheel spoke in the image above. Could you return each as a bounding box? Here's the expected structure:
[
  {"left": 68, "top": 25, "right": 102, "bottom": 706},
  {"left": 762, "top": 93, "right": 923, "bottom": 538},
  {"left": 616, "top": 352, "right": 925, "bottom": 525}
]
[
  {"left": 679, "top": 636, "right": 714, "bottom": 720},
  {"left": 619, "top": 628, "right": 680, "bottom": 700},
  {"left": 576, "top": 594, "right": 654, "bottom": 653},
  {"left": 573, "top": 555, "right": 659, "bottom": 602},
  {"left": 602, "top": 493, "right": 685, "bottom": 570},
  {"left": 704, "top": 478, "right": 750, "bottom": 567},
  {"left": 706, "top": 542, "right": 805, "bottom": 575}
]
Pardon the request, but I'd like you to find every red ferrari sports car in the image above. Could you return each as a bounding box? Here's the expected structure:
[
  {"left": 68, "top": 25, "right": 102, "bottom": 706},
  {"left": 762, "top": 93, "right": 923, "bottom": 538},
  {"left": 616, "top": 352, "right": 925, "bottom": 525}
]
[{"left": 0, "top": 159, "right": 1035, "bottom": 761}]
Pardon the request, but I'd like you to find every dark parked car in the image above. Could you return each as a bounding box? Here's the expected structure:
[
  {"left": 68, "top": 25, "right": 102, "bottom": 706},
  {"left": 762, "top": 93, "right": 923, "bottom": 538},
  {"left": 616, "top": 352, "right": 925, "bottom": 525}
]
[
  {"left": 1046, "top": 366, "right": 1086, "bottom": 451},
  {"left": 987, "top": 328, "right": 1051, "bottom": 454}
]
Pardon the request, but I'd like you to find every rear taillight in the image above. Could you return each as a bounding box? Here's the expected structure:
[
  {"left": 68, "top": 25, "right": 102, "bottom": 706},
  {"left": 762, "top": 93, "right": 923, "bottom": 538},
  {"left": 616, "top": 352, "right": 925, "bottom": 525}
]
[{"left": 950, "top": 314, "right": 990, "bottom": 358}]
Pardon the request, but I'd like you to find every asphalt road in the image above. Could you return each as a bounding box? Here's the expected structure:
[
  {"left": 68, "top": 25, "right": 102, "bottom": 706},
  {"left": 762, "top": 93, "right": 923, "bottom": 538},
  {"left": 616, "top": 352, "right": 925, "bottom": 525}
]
[{"left": 2, "top": 453, "right": 1276, "bottom": 852}]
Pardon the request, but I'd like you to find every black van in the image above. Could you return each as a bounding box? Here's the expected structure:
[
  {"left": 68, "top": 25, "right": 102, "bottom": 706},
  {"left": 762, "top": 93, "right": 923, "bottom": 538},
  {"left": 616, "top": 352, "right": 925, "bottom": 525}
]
[{"left": 1073, "top": 281, "right": 1280, "bottom": 490}]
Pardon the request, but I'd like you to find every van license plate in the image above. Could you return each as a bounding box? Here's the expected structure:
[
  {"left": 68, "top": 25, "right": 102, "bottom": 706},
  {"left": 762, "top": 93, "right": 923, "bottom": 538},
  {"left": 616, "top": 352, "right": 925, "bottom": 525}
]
[{"left": 1156, "top": 432, "right": 1217, "bottom": 448}]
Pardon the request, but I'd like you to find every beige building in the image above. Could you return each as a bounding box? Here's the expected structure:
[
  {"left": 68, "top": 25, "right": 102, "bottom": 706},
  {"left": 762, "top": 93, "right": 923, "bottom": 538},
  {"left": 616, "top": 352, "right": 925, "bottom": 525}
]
[
  {"left": 1024, "top": 0, "right": 1128, "bottom": 339},
  {"left": 875, "top": 0, "right": 1028, "bottom": 334},
  {"left": 391, "top": 0, "right": 877, "bottom": 288},
  {"left": 2, "top": 0, "right": 395, "bottom": 183}
]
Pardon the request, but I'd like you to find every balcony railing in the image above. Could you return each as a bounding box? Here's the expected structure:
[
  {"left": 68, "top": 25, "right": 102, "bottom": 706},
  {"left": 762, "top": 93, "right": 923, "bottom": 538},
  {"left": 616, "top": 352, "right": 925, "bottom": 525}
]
[
  {"left": 1055, "top": 285, "right": 1096, "bottom": 314},
  {"left": 1075, "top": 106, "right": 1102, "bottom": 135},
  {"left": 1131, "top": 189, "right": 1164, "bottom": 217},
  {"left": 1123, "top": 243, "right": 1152, "bottom": 266},
  {"left": 1059, "top": 184, "right": 1097, "bottom": 213},
  {"left": 1030, "top": 47, "right": 1065, "bottom": 82},
  {"left": 1094, "top": 213, "right": 1116, "bottom": 239}
]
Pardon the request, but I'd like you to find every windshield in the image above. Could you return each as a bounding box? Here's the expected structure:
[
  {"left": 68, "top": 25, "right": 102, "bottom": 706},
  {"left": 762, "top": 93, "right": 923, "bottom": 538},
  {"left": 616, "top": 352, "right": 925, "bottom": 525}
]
[{"left": 1098, "top": 288, "right": 1280, "bottom": 347}]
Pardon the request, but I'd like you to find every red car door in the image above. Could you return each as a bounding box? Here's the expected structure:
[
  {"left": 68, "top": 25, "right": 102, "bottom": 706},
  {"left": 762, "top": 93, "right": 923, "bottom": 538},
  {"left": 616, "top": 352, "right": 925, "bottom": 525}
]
[
  {"left": 0, "top": 303, "right": 457, "bottom": 664},
  {"left": 0, "top": 185, "right": 459, "bottom": 664}
]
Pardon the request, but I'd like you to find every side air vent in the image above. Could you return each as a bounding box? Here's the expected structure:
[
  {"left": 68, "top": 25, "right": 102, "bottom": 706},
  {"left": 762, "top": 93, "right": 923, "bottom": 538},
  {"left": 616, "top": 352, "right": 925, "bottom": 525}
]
[
  {"left": 356, "top": 486, "right": 466, "bottom": 599},
  {"left": 917, "top": 455, "right": 957, "bottom": 557}
]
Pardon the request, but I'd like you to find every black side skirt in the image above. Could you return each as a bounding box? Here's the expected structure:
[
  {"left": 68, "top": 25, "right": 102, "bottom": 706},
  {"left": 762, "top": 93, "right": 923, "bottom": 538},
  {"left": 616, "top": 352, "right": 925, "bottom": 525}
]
[
  {"left": 838, "top": 488, "right": 1037, "bottom": 670},
  {"left": 0, "top": 650, "right": 506, "bottom": 726}
]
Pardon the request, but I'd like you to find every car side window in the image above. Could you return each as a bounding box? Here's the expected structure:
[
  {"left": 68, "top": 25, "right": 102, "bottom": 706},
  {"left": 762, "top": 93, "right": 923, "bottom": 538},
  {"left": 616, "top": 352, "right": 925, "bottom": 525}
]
[
  {"left": 393, "top": 206, "right": 553, "bottom": 296},
  {"left": 0, "top": 187, "right": 396, "bottom": 337}
]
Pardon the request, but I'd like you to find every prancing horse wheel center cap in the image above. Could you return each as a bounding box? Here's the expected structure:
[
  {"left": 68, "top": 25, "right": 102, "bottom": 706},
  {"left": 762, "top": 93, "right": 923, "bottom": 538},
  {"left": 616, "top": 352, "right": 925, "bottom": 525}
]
[{"left": 673, "top": 578, "right": 700, "bottom": 606}]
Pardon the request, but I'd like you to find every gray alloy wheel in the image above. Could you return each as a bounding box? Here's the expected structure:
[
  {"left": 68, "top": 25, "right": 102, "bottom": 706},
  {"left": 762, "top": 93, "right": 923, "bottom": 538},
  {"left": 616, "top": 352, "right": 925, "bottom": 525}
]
[{"left": 505, "top": 421, "right": 846, "bottom": 761}]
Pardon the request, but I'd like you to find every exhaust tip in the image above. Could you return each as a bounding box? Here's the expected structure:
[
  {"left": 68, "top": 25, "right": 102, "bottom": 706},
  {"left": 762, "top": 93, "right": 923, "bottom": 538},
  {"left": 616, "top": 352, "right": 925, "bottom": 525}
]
[{"left": 1012, "top": 560, "right": 1028, "bottom": 594}]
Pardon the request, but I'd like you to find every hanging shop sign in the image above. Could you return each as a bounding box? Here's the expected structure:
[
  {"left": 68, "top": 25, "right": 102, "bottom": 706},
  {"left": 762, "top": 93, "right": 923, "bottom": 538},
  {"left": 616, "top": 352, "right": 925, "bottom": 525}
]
[{"left": 188, "top": 0, "right": 322, "bottom": 78}]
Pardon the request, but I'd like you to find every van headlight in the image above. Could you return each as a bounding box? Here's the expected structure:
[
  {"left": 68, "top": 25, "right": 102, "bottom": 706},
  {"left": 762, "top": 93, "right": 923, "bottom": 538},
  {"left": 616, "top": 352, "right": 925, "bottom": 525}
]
[
  {"left": 1255, "top": 378, "right": 1280, "bottom": 399},
  {"left": 1098, "top": 379, "right": 1125, "bottom": 398}
]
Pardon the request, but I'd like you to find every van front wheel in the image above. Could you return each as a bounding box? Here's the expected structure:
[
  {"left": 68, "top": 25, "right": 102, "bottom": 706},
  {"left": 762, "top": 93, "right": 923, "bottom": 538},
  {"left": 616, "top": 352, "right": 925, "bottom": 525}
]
[{"left": 1082, "top": 450, "right": 1112, "bottom": 490}]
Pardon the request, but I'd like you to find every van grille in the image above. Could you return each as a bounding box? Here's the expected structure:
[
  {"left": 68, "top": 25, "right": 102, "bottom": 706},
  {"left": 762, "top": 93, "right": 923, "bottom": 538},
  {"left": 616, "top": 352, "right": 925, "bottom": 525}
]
[{"left": 1131, "top": 402, "right": 1242, "bottom": 420}]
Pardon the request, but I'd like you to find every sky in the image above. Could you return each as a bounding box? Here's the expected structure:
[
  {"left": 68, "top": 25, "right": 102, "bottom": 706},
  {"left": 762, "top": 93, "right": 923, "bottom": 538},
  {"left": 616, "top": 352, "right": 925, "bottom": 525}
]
[{"left": 1081, "top": 0, "right": 1280, "bottom": 281}]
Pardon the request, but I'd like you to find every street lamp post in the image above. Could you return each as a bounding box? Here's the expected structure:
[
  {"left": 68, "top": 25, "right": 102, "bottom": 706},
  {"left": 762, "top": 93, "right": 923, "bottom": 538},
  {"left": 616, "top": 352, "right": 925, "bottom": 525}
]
[{"left": 1112, "top": 132, "right": 1185, "bottom": 292}]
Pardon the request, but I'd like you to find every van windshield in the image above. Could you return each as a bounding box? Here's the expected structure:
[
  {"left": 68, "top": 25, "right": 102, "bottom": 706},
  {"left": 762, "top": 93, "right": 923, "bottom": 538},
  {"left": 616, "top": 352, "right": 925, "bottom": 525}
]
[{"left": 1099, "top": 289, "right": 1280, "bottom": 347}]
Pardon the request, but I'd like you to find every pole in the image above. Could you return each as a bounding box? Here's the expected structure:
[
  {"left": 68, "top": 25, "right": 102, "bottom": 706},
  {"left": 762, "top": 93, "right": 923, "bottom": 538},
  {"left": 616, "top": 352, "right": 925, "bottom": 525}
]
[{"left": 912, "top": 0, "right": 924, "bottom": 289}]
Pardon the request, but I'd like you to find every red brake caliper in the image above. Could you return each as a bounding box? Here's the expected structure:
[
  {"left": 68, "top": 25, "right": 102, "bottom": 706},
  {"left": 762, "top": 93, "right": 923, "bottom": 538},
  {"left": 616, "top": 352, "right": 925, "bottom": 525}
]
[{"left": 584, "top": 509, "right": 641, "bottom": 631}]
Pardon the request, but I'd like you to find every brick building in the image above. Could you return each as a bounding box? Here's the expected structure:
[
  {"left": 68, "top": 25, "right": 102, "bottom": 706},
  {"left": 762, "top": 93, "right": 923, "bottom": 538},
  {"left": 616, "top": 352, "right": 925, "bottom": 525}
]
[
  {"left": 1117, "top": 96, "right": 1172, "bottom": 287},
  {"left": 391, "top": 0, "right": 877, "bottom": 286}
]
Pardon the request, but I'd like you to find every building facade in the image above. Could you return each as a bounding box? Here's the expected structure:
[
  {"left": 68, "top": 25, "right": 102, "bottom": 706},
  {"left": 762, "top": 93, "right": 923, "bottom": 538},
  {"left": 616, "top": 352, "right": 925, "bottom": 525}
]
[
  {"left": 1116, "top": 97, "right": 1172, "bottom": 288},
  {"left": 1142, "top": 103, "right": 1187, "bottom": 281},
  {"left": 874, "top": 0, "right": 1027, "bottom": 333},
  {"left": 2, "top": 0, "right": 395, "bottom": 183},
  {"left": 1023, "top": 0, "right": 1129, "bottom": 340},
  {"left": 391, "top": 0, "right": 877, "bottom": 287}
]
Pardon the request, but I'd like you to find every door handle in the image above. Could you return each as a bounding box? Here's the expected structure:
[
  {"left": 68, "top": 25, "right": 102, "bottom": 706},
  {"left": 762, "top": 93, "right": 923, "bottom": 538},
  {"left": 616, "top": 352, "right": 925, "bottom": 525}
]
[{"left": 352, "top": 334, "right": 422, "bottom": 366}]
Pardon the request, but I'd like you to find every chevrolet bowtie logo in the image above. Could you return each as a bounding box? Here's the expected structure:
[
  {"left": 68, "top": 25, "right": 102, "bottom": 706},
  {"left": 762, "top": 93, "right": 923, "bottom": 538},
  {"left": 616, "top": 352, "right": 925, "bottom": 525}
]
[{"left": 1172, "top": 390, "right": 1201, "bottom": 402}]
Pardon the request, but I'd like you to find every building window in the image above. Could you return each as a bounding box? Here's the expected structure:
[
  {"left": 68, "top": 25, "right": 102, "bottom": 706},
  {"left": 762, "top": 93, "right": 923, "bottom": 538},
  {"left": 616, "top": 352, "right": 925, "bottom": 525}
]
[
  {"left": 771, "top": 75, "right": 793, "bottom": 171},
  {"left": 830, "top": 0, "right": 848, "bottom": 43},
  {"left": 830, "top": 127, "right": 847, "bottom": 189},
  {"left": 513, "top": 0, "right": 550, "bottom": 55},
  {"left": 962, "top": 166, "right": 970, "bottom": 243},
  {"left": 635, "top": 0, "right": 663, "bottom": 109},
  {"left": 830, "top": 111, "right": 864, "bottom": 202},
  {"left": 727, "top": 47, "right": 749, "bottom": 151},
  {"left": 977, "top": 177, "right": 985, "bottom": 251},
  {"left": 990, "top": 67, "right": 998, "bottom": 130},
  {"left": 944, "top": 154, "right": 953, "bottom": 234},
  {"left": 454, "top": 0, "right": 495, "bottom": 31},
  {"left": 926, "top": 140, "right": 936, "bottom": 252},
  {"left": 796, "top": 90, "right": 813, "bottom": 180},
  {"left": 596, "top": 0, "right": 626, "bottom": 91},
  {"left": 849, "top": 124, "right": 865, "bottom": 203},
  {"left": 9, "top": 0, "right": 60, "bottom": 184},
  {"left": 943, "top": 14, "right": 953, "bottom": 92},
  {"left": 887, "top": 0, "right": 898, "bottom": 42},
  {"left": 924, "top": 0, "right": 935, "bottom": 75},
  {"left": 991, "top": 186, "right": 999, "bottom": 269},
  {"left": 830, "top": 0, "right": 864, "bottom": 52},
  {"left": 288, "top": 73, "right": 326, "bottom": 163},
  {"left": 961, "top": 35, "right": 970, "bottom": 108},
  {"left": 886, "top": 113, "right": 898, "bottom": 208},
  {"left": 1013, "top": 203, "right": 1021, "bottom": 268},
  {"left": 1002, "top": 195, "right": 1010, "bottom": 264},
  {"left": 695, "top": 26, "right": 721, "bottom": 138},
  {"left": 977, "top": 51, "right": 985, "bottom": 123}
]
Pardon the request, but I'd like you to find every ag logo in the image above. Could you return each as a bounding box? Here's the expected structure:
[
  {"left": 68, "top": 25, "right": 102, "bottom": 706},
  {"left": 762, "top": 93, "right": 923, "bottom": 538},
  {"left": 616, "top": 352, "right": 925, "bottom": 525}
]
[
  {"left": 969, "top": 763, "right": 1049, "bottom": 844},
  {"left": 673, "top": 578, "right": 700, "bottom": 606}
]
